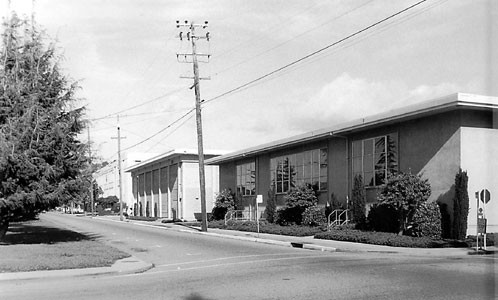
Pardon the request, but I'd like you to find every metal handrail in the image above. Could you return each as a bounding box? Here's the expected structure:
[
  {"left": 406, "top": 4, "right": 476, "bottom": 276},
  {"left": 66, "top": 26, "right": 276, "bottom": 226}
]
[
  {"left": 327, "top": 209, "right": 350, "bottom": 230},
  {"left": 224, "top": 209, "right": 263, "bottom": 225}
]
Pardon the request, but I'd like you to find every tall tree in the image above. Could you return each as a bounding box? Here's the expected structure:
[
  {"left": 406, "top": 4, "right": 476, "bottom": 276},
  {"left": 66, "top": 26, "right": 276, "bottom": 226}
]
[
  {"left": 452, "top": 169, "right": 469, "bottom": 240},
  {"left": 0, "top": 14, "right": 87, "bottom": 240}
]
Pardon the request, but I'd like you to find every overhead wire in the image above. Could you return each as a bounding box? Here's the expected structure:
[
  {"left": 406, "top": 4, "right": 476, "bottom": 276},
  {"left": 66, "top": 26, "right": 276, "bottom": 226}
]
[
  {"left": 239, "top": 0, "right": 450, "bottom": 89},
  {"left": 211, "top": 0, "right": 375, "bottom": 78},
  {"left": 203, "top": 0, "right": 429, "bottom": 105},
  {"left": 119, "top": 107, "right": 195, "bottom": 154},
  {"left": 90, "top": 86, "right": 188, "bottom": 121},
  {"left": 104, "top": 0, "right": 437, "bottom": 157}
]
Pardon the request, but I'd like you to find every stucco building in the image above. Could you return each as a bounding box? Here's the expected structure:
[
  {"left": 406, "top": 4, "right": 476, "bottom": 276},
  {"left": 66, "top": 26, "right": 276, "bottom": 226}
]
[
  {"left": 93, "top": 152, "right": 157, "bottom": 211},
  {"left": 125, "top": 149, "right": 225, "bottom": 220},
  {"left": 206, "top": 93, "right": 498, "bottom": 235}
]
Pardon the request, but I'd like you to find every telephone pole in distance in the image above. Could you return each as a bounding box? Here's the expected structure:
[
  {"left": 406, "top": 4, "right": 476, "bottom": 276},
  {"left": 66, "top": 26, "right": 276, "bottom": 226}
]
[
  {"left": 176, "top": 20, "right": 211, "bottom": 232},
  {"left": 111, "top": 115, "right": 126, "bottom": 221}
]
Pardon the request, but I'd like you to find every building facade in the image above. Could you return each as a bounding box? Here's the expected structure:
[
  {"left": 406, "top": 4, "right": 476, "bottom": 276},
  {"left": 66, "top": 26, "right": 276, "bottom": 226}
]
[
  {"left": 125, "top": 149, "right": 224, "bottom": 221},
  {"left": 93, "top": 152, "right": 157, "bottom": 211},
  {"left": 206, "top": 93, "right": 498, "bottom": 235}
]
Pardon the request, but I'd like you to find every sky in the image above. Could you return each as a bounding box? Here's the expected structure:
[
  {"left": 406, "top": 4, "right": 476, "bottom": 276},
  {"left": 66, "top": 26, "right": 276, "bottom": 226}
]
[{"left": 2, "top": 0, "right": 497, "bottom": 163}]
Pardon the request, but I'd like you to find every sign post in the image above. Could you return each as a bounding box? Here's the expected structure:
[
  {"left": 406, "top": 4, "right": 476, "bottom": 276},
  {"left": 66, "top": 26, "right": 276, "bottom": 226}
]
[
  {"left": 256, "top": 195, "right": 263, "bottom": 237},
  {"left": 476, "top": 189, "right": 491, "bottom": 251}
]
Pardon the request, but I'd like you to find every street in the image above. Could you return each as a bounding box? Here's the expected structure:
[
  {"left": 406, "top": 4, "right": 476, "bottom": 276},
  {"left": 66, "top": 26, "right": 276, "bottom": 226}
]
[{"left": 1, "top": 213, "right": 496, "bottom": 300}]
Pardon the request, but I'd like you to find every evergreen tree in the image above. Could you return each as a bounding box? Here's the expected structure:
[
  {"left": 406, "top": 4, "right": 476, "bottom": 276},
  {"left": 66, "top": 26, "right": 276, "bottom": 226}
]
[
  {"left": 452, "top": 169, "right": 469, "bottom": 240},
  {"left": 0, "top": 14, "right": 87, "bottom": 240},
  {"left": 351, "top": 174, "right": 366, "bottom": 223}
]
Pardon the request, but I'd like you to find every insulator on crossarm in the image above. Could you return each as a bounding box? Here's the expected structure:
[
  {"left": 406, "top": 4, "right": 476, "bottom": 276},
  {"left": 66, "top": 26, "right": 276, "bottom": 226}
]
[
  {"left": 187, "top": 32, "right": 190, "bottom": 40},
  {"left": 206, "top": 32, "right": 210, "bottom": 41},
  {"left": 179, "top": 32, "right": 183, "bottom": 40}
]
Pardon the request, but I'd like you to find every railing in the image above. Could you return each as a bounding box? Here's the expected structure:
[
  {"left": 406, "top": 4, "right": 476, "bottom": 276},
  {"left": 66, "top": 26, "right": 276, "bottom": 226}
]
[
  {"left": 224, "top": 209, "right": 263, "bottom": 225},
  {"left": 327, "top": 209, "right": 351, "bottom": 231}
]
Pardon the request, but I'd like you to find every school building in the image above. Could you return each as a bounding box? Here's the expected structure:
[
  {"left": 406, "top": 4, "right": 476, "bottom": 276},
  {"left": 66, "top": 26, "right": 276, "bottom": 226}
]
[{"left": 206, "top": 93, "right": 498, "bottom": 235}]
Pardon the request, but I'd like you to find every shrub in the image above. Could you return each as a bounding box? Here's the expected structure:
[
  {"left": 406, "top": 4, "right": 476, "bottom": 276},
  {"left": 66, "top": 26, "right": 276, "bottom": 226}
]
[
  {"left": 366, "top": 203, "right": 399, "bottom": 233},
  {"left": 377, "top": 172, "right": 431, "bottom": 235},
  {"left": 407, "top": 201, "right": 442, "bottom": 239},
  {"left": 208, "top": 220, "right": 324, "bottom": 236},
  {"left": 302, "top": 206, "right": 326, "bottom": 227},
  {"left": 211, "top": 189, "right": 235, "bottom": 220},
  {"left": 265, "top": 186, "right": 277, "bottom": 223},
  {"left": 453, "top": 169, "right": 469, "bottom": 240},
  {"left": 315, "top": 230, "right": 448, "bottom": 248},
  {"left": 351, "top": 175, "right": 366, "bottom": 223},
  {"left": 280, "top": 185, "right": 318, "bottom": 225},
  {"left": 275, "top": 207, "right": 292, "bottom": 226}
]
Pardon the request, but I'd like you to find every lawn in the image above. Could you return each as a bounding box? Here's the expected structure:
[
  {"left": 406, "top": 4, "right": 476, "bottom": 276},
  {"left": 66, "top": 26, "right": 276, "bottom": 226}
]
[{"left": 0, "top": 218, "right": 129, "bottom": 273}]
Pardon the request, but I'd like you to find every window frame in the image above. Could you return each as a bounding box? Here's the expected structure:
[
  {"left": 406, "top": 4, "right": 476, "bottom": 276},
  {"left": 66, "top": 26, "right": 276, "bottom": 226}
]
[
  {"left": 236, "top": 161, "right": 256, "bottom": 196},
  {"left": 270, "top": 148, "right": 328, "bottom": 194},
  {"left": 352, "top": 133, "right": 398, "bottom": 188}
]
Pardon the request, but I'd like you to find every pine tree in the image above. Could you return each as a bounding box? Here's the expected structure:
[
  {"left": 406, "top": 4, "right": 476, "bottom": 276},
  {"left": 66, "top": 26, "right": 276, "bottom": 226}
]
[{"left": 0, "top": 14, "right": 87, "bottom": 240}]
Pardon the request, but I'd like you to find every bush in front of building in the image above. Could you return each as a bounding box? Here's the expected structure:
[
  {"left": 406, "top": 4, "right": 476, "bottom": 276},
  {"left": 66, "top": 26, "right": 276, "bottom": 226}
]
[
  {"left": 265, "top": 186, "right": 277, "bottom": 223},
  {"left": 366, "top": 203, "right": 399, "bottom": 233},
  {"left": 315, "top": 229, "right": 449, "bottom": 248},
  {"left": 351, "top": 175, "right": 366, "bottom": 224},
  {"left": 377, "top": 172, "right": 431, "bottom": 235},
  {"left": 211, "top": 189, "right": 236, "bottom": 221},
  {"left": 452, "top": 169, "right": 469, "bottom": 240},
  {"left": 406, "top": 201, "right": 442, "bottom": 239},
  {"left": 276, "top": 185, "right": 318, "bottom": 225},
  {"left": 209, "top": 220, "right": 324, "bottom": 237},
  {"left": 302, "top": 206, "right": 326, "bottom": 227}
]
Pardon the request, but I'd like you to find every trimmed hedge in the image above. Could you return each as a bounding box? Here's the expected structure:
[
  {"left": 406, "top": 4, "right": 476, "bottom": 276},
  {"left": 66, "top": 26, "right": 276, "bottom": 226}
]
[
  {"left": 315, "top": 229, "right": 464, "bottom": 248},
  {"left": 209, "top": 220, "right": 325, "bottom": 237}
]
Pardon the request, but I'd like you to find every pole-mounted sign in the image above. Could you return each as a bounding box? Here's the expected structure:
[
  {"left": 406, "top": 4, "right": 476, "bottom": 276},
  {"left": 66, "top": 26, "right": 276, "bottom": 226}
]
[{"left": 480, "top": 189, "right": 491, "bottom": 204}]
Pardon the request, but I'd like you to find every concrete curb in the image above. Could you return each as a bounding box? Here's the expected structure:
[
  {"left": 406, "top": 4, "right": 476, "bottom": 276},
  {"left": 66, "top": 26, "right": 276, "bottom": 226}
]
[
  {"left": 0, "top": 256, "right": 153, "bottom": 282},
  {"left": 177, "top": 228, "right": 338, "bottom": 252}
]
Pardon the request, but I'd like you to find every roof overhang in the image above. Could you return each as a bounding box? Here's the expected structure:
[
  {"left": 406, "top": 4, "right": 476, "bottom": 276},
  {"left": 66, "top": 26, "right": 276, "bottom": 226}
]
[
  {"left": 125, "top": 148, "right": 229, "bottom": 172},
  {"left": 205, "top": 93, "right": 498, "bottom": 165}
]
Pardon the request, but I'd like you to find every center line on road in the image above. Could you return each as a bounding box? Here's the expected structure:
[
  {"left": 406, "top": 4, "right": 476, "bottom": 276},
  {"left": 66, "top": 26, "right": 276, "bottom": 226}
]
[
  {"left": 122, "top": 254, "right": 332, "bottom": 278},
  {"left": 155, "top": 252, "right": 308, "bottom": 268}
]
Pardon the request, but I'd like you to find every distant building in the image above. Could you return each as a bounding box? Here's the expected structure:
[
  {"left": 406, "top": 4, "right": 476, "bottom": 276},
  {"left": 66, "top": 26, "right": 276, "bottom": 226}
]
[
  {"left": 125, "top": 149, "right": 226, "bottom": 220},
  {"left": 93, "top": 152, "right": 157, "bottom": 211},
  {"left": 206, "top": 93, "right": 498, "bottom": 235}
]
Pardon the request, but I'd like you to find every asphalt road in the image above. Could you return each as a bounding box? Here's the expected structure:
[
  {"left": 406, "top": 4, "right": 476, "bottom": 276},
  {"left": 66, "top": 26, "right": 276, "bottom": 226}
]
[{"left": 1, "top": 213, "right": 496, "bottom": 300}]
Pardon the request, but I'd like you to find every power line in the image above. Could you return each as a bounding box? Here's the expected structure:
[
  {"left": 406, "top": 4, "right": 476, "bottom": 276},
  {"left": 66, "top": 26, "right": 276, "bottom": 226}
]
[
  {"left": 211, "top": 0, "right": 375, "bottom": 78},
  {"left": 204, "top": 0, "right": 429, "bottom": 105},
  {"left": 90, "top": 86, "right": 187, "bottom": 121},
  {"left": 119, "top": 107, "right": 195, "bottom": 153}
]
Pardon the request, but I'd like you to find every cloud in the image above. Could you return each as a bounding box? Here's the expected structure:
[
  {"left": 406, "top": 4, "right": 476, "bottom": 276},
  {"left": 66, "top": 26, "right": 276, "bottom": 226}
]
[{"left": 288, "top": 73, "right": 463, "bottom": 131}]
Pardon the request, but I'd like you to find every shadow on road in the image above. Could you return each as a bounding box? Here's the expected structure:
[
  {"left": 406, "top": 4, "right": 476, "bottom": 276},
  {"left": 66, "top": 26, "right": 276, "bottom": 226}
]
[{"left": 3, "top": 220, "right": 102, "bottom": 245}]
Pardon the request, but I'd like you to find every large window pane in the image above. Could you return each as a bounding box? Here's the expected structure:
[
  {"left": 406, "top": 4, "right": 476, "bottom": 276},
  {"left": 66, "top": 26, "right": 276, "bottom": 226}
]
[
  {"left": 353, "top": 134, "right": 398, "bottom": 187},
  {"left": 237, "top": 162, "right": 256, "bottom": 196},
  {"left": 352, "top": 141, "right": 362, "bottom": 157},
  {"left": 363, "top": 155, "right": 373, "bottom": 172},
  {"left": 364, "top": 139, "right": 373, "bottom": 155}
]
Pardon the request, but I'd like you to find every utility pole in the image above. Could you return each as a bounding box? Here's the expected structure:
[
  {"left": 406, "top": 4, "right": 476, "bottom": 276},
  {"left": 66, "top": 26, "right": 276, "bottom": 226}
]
[
  {"left": 111, "top": 115, "right": 126, "bottom": 221},
  {"left": 87, "top": 126, "right": 94, "bottom": 217},
  {"left": 176, "top": 20, "right": 211, "bottom": 232}
]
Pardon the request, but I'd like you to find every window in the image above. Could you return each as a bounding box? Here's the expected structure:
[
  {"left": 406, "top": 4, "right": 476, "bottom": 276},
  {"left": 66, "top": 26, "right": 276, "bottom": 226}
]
[
  {"left": 352, "top": 133, "right": 398, "bottom": 187},
  {"left": 237, "top": 162, "right": 256, "bottom": 196},
  {"left": 270, "top": 148, "right": 328, "bottom": 193}
]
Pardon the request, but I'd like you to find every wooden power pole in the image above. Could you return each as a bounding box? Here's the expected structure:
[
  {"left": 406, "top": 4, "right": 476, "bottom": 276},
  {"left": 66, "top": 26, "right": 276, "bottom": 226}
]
[{"left": 176, "top": 20, "right": 211, "bottom": 231}]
